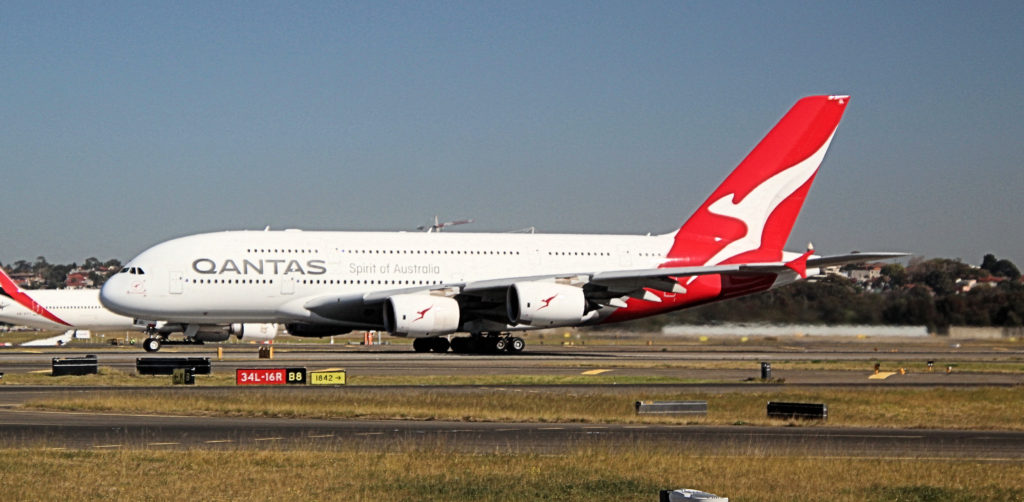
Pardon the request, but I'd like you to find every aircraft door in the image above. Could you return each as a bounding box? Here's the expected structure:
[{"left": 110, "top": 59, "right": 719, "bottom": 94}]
[
  {"left": 281, "top": 276, "right": 295, "bottom": 295},
  {"left": 169, "top": 272, "right": 183, "bottom": 294},
  {"left": 617, "top": 247, "right": 633, "bottom": 267}
]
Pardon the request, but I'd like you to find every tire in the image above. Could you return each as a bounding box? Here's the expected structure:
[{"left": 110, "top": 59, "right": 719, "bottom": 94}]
[
  {"left": 431, "top": 337, "right": 450, "bottom": 353},
  {"left": 495, "top": 338, "right": 508, "bottom": 352},
  {"left": 412, "top": 338, "right": 430, "bottom": 353},
  {"left": 143, "top": 338, "right": 161, "bottom": 352},
  {"left": 509, "top": 337, "right": 525, "bottom": 353},
  {"left": 450, "top": 337, "right": 468, "bottom": 353}
]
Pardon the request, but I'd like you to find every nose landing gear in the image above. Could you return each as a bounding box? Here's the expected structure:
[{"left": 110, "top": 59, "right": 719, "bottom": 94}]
[{"left": 142, "top": 337, "right": 162, "bottom": 352}]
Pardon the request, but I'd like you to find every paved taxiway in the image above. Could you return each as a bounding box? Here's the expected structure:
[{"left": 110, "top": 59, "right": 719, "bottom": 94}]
[
  {"left": 2, "top": 391, "right": 1023, "bottom": 460},
  {"left": 3, "top": 341, "right": 1024, "bottom": 385}
]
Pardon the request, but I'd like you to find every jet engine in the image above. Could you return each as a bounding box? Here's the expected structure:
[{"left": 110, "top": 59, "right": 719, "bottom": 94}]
[
  {"left": 185, "top": 324, "right": 231, "bottom": 342},
  {"left": 384, "top": 294, "right": 460, "bottom": 336},
  {"left": 229, "top": 323, "right": 279, "bottom": 342},
  {"left": 507, "top": 282, "right": 587, "bottom": 327}
]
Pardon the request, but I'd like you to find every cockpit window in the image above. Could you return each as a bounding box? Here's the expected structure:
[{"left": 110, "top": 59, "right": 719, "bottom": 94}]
[
  {"left": 120, "top": 268, "right": 129, "bottom": 274},
  {"left": 136, "top": 268, "right": 145, "bottom": 275}
]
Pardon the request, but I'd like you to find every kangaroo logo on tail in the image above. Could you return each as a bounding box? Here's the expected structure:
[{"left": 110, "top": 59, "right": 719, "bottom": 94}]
[
  {"left": 702, "top": 131, "right": 836, "bottom": 267},
  {"left": 667, "top": 95, "right": 849, "bottom": 267}
]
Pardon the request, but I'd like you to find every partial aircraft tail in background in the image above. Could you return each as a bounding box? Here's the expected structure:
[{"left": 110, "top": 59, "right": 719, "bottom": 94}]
[{"left": 0, "top": 266, "right": 70, "bottom": 326}]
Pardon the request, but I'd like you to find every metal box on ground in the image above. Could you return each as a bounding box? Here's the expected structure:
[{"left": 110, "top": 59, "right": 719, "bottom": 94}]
[
  {"left": 52, "top": 355, "right": 99, "bottom": 376},
  {"left": 660, "top": 489, "right": 728, "bottom": 501},
  {"left": 137, "top": 357, "right": 211, "bottom": 375},
  {"left": 635, "top": 401, "right": 707, "bottom": 416},
  {"left": 767, "top": 401, "right": 828, "bottom": 420}
]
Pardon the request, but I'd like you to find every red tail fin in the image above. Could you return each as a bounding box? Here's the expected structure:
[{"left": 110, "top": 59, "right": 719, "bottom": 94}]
[{"left": 666, "top": 95, "right": 849, "bottom": 266}]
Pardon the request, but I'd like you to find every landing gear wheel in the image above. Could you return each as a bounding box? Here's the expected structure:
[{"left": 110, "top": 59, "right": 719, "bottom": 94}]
[
  {"left": 431, "top": 337, "right": 450, "bottom": 353},
  {"left": 509, "top": 337, "right": 525, "bottom": 354},
  {"left": 494, "top": 337, "right": 508, "bottom": 352},
  {"left": 450, "top": 337, "right": 469, "bottom": 353},
  {"left": 467, "top": 336, "right": 488, "bottom": 354},
  {"left": 142, "top": 337, "right": 161, "bottom": 352},
  {"left": 412, "top": 338, "right": 430, "bottom": 353}
]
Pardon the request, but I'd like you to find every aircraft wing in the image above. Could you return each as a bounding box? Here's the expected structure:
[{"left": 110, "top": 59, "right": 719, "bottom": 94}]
[
  {"left": 303, "top": 251, "right": 908, "bottom": 323},
  {"left": 805, "top": 252, "right": 908, "bottom": 269}
]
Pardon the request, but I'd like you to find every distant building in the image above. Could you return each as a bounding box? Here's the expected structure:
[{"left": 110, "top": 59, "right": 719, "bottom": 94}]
[
  {"left": 822, "top": 265, "right": 843, "bottom": 276},
  {"left": 956, "top": 278, "right": 977, "bottom": 293},
  {"left": 10, "top": 272, "right": 43, "bottom": 288},
  {"left": 847, "top": 265, "right": 882, "bottom": 283},
  {"left": 974, "top": 276, "right": 1005, "bottom": 288},
  {"left": 64, "top": 272, "right": 93, "bottom": 289}
]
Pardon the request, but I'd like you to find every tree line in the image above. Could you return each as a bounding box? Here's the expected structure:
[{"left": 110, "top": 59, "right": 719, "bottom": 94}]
[
  {"left": 3, "top": 254, "right": 1022, "bottom": 330},
  {"left": 600, "top": 254, "right": 1023, "bottom": 332},
  {"left": 1, "top": 256, "right": 122, "bottom": 289}
]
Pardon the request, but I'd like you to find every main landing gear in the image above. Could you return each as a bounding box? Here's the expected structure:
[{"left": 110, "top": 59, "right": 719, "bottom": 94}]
[
  {"left": 412, "top": 336, "right": 450, "bottom": 353},
  {"left": 412, "top": 334, "right": 525, "bottom": 354}
]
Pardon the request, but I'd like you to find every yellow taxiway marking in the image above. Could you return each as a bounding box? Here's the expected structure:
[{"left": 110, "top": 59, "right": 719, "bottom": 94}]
[
  {"left": 93, "top": 444, "right": 121, "bottom": 449},
  {"left": 496, "top": 428, "right": 520, "bottom": 432},
  {"left": 538, "top": 427, "right": 564, "bottom": 430},
  {"left": 307, "top": 434, "right": 334, "bottom": 438},
  {"left": 204, "top": 440, "right": 233, "bottom": 444},
  {"left": 581, "top": 369, "right": 611, "bottom": 375},
  {"left": 355, "top": 432, "right": 384, "bottom": 436},
  {"left": 254, "top": 437, "right": 282, "bottom": 441},
  {"left": 28, "top": 369, "right": 51, "bottom": 374},
  {"left": 869, "top": 372, "right": 897, "bottom": 380},
  {"left": 147, "top": 442, "right": 180, "bottom": 446}
]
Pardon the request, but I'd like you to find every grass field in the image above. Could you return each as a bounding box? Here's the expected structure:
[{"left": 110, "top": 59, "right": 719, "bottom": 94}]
[
  {"left": 1, "top": 445, "right": 1021, "bottom": 501},
  {"left": 23, "top": 385, "right": 1024, "bottom": 430}
]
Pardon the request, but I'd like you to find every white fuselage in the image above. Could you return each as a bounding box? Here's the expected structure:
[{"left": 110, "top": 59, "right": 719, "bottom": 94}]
[
  {"left": 101, "top": 229, "right": 678, "bottom": 326},
  {"left": 0, "top": 288, "right": 137, "bottom": 331}
]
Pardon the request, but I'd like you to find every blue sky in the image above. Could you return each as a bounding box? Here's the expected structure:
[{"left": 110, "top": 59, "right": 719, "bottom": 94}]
[{"left": 2, "top": 1, "right": 1022, "bottom": 266}]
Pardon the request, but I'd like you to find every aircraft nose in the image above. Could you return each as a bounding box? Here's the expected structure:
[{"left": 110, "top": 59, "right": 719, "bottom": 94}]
[{"left": 100, "top": 274, "right": 142, "bottom": 317}]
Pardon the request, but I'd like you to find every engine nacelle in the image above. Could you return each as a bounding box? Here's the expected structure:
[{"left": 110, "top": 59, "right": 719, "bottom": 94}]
[
  {"left": 384, "top": 294, "right": 460, "bottom": 336},
  {"left": 507, "top": 282, "right": 587, "bottom": 327},
  {"left": 187, "top": 324, "right": 231, "bottom": 342},
  {"left": 230, "top": 323, "right": 279, "bottom": 342},
  {"left": 285, "top": 323, "right": 352, "bottom": 338}
]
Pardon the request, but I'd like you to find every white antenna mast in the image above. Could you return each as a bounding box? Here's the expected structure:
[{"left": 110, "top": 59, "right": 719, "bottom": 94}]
[{"left": 417, "top": 216, "right": 474, "bottom": 232}]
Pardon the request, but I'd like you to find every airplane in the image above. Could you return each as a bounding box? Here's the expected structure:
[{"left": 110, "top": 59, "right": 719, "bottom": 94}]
[
  {"left": 100, "top": 95, "right": 905, "bottom": 354},
  {"left": 0, "top": 266, "right": 277, "bottom": 349}
]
